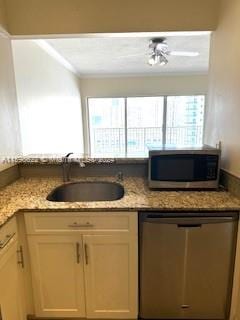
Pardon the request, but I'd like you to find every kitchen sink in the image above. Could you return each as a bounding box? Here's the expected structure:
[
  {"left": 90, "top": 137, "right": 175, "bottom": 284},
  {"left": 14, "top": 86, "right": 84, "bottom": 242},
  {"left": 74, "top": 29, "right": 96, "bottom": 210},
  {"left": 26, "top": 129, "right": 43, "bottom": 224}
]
[{"left": 47, "top": 181, "right": 124, "bottom": 202}]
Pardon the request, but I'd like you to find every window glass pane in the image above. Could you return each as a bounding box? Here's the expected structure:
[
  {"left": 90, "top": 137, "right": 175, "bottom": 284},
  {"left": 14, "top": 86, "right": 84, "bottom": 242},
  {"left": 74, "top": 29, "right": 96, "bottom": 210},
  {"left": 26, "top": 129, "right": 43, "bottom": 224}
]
[
  {"left": 127, "top": 97, "right": 164, "bottom": 157},
  {"left": 166, "top": 96, "right": 205, "bottom": 146},
  {"left": 88, "top": 98, "right": 125, "bottom": 157}
]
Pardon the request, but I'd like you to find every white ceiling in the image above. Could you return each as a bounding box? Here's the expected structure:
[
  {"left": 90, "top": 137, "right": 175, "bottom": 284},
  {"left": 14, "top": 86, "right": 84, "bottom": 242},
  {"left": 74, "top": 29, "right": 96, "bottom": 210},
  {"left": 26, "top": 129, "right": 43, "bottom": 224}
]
[{"left": 46, "top": 33, "right": 210, "bottom": 77}]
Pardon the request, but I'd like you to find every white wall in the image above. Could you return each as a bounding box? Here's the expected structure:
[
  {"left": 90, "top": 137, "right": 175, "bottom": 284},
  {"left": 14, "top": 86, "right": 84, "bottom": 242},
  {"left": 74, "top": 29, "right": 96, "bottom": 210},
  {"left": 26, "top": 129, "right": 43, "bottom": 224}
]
[
  {"left": 0, "top": 33, "right": 21, "bottom": 160},
  {"left": 12, "top": 40, "right": 84, "bottom": 155},
  {"left": 80, "top": 75, "right": 208, "bottom": 153},
  {"left": 80, "top": 75, "right": 208, "bottom": 98},
  {"left": 204, "top": 0, "right": 240, "bottom": 178}
]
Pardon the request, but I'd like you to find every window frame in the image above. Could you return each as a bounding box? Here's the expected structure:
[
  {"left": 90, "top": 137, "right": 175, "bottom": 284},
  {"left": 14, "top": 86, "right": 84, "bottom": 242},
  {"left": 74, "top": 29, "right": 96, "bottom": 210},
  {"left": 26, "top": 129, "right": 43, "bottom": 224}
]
[{"left": 86, "top": 94, "right": 206, "bottom": 158}]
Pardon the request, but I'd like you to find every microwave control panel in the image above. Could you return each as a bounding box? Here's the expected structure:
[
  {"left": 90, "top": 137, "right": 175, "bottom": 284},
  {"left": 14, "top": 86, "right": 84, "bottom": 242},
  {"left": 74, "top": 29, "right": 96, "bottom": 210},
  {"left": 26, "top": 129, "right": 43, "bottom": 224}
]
[{"left": 206, "top": 156, "right": 219, "bottom": 180}]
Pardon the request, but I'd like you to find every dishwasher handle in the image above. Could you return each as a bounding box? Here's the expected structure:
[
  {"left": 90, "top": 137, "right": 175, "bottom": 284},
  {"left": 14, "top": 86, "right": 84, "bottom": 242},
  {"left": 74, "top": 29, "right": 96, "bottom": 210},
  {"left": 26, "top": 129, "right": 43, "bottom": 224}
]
[
  {"left": 143, "top": 216, "right": 237, "bottom": 225},
  {"left": 177, "top": 223, "right": 202, "bottom": 228}
]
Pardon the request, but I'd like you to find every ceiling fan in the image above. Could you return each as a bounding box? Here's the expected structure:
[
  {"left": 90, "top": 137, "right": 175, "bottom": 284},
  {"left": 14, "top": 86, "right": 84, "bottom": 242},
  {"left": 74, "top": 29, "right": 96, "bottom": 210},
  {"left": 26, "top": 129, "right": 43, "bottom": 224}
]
[
  {"left": 116, "top": 37, "right": 200, "bottom": 66},
  {"left": 148, "top": 37, "right": 199, "bottom": 66}
]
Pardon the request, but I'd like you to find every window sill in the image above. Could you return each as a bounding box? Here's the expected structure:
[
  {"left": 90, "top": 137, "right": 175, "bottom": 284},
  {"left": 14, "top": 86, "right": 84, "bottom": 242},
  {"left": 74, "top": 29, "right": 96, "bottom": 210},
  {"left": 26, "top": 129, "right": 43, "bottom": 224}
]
[{"left": 2, "top": 155, "right": 148, "bottom": 166}]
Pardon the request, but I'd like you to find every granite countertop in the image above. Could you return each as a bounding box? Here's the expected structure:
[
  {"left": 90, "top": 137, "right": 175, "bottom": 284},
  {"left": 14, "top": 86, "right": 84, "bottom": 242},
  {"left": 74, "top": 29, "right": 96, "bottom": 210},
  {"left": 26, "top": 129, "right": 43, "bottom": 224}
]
[{"left": 0, "top": 176, "right": 240, "bottom": 228}]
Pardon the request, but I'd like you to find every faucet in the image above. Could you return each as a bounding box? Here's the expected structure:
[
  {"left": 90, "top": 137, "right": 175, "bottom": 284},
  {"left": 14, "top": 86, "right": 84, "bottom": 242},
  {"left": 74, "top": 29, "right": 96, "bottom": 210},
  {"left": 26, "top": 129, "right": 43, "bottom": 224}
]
[
  {"left": 116, "top": 171, "right": 124, "bottom": 182},
  {"left": 62, "top": 152, "right": 73, "bottom": 182}
]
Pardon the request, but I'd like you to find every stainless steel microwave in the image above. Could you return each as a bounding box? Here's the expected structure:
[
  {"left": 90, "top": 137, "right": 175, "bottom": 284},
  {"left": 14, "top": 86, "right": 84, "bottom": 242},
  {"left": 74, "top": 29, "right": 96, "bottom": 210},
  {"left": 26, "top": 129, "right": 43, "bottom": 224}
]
[{"left": 148, "top": 146, "right": 221, "bottom": 189}]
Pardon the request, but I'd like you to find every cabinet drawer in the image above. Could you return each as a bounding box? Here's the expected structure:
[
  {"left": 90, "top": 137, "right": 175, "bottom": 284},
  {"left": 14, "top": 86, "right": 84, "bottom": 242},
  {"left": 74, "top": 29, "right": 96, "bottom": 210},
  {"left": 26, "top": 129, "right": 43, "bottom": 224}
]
[
  {"left": 0, "top": 217, "right": 17, "bottom": 237},
  {"left": 0, "top": 217, "right": 17, "bottom": 248},
  {"left": 24, "top": 212, "right": 137, "bottom": 235},
  {"left": 0, "top": 217, "right": 18, "bottom": 265}
]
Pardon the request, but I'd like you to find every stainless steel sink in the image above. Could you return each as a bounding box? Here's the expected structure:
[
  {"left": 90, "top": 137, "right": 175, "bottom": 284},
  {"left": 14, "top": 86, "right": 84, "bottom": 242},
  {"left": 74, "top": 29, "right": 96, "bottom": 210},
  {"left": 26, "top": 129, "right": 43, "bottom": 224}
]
[{"left": 47, "top": 181, "right": 124, "bottom": 202}]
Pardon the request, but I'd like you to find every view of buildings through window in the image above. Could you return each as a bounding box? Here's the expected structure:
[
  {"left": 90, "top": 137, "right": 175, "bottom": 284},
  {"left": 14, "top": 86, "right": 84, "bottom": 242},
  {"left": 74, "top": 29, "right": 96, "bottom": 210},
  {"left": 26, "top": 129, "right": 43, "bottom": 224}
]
[{"left": 88, "top": 96, "right": 205, "bottom": 157}]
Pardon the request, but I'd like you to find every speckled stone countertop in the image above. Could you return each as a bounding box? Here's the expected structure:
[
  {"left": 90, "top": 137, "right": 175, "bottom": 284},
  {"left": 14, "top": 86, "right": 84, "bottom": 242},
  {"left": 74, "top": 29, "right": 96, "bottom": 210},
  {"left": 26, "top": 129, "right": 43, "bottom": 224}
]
[{"left": 0, "top": 177, "right": 240, "bottom": 228}]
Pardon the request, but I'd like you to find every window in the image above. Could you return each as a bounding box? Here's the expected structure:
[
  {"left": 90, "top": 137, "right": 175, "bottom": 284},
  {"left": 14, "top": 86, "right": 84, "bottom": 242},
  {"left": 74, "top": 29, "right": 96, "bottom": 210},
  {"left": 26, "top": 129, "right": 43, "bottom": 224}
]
[
  {"left": 88, "top": 98, "right": 125, "bottom": 157},
  {"left": 166, "top": 96, "right": 205, "bottom": 147},
  {"left": 88, "top": 95, "right": 205, "bottom": 158},
  {"left": 127, "top": 97, "right": 164, "bottom": 156}
]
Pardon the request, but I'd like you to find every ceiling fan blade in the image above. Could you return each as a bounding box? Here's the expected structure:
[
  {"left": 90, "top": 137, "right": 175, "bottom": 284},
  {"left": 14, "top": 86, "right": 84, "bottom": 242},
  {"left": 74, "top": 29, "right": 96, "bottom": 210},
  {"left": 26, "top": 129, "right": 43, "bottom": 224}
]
[
  {"left": 116, "top": 53, "right": 143, "bottom": 59},
  {"left": 169, "top": 51, "right": 199, "bottom": 57}
]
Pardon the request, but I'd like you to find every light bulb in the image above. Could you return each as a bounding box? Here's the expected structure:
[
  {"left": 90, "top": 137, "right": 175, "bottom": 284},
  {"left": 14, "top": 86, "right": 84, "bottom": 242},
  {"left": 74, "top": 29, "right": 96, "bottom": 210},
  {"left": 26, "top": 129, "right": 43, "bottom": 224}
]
[
  {"left": 148, "top": 53, "right": 167, "bottom": 66},
  {"left": 148, "top": 54, "right": 158, "bottom": 66},
  {"left": 159, "top": 54, "right": 168, "bottom": 66}
]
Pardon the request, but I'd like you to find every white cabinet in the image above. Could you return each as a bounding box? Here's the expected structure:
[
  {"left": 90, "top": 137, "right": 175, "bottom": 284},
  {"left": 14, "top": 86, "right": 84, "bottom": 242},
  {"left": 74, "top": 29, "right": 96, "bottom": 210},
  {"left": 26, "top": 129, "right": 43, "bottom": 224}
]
[
  {"left": 25, "top": 212, "right": 138, "bottom": 319},
  {"left": 27, "top": 235, "right": 85, "bottom": 318},
  {"left": 0, "top": 218, "right": 24, "bottom": 320},
  {"left": 83, "top": 234, "right": 138, "bottom": 318}
]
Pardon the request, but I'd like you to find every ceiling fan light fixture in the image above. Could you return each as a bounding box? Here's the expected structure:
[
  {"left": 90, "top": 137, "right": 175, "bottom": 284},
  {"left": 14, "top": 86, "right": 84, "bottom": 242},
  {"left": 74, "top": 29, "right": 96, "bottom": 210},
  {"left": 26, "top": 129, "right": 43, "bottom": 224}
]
[
  {"left": 148, "top": 52, "right": 168, "bottom": 66},
  {"left": 159, "top": 54, "right": 168, "bottom": 66},
  {"left": 148, "top": 37, "right": 199, "bottom": 67},
  {"left": 155, "top": 42, "right": 168, "bottom": 53},
  {"left": 148, "top": 38, "right": 169, "bottom": 67},
  {"left": 148, "top": 54, "right": 158, "bottom": 66}
]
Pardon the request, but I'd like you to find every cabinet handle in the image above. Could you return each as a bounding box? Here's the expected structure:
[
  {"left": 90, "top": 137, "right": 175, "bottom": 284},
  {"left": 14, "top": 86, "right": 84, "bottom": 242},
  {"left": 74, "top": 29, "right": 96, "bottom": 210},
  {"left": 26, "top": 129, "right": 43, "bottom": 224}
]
[
  {"left": 0, "top": 233, "right": 16, "bottom": 249},
  {"left": 68, "top": 222, "right": 94, "bottom": 228},
  {"left": 17, "top": 245, "right": 24, "bottom": 268},
  {"left": 76, "top": 242, "right": 80, "bottom": 264},
  {"left": 84, "top": 243, "right": 89, "bottom": 265}
]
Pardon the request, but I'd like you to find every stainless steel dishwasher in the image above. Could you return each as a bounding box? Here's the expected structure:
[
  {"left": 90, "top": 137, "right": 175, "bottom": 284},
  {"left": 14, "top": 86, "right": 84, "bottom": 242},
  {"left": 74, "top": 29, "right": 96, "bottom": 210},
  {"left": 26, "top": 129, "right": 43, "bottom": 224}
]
[{"left": 139, "top": 211, "right": 238, "bottom": 319}]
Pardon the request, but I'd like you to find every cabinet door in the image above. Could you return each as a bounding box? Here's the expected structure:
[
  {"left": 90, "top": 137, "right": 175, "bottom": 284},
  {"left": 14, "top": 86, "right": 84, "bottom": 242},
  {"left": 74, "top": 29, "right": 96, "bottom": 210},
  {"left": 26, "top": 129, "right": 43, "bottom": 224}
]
[
  {"left": 0, "top": 241, "right": 23, "bottom": 320},
  {"left": 83, "top": 234, "right": 138, "bottom": 319},
  {"left": 28, "top": 235, "right": 85, "bottom": 318}
]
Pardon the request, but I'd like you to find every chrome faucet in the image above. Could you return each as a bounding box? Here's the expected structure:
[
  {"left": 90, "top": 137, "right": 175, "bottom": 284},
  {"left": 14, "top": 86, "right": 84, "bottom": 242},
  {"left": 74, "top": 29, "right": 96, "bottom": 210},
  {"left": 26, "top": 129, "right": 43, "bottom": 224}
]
[
  {"left": 62, "top": 152, "right": 73, "bottom": 182},
  {"left": 116, "top": 171, "right": 124, "bottom": 182}
]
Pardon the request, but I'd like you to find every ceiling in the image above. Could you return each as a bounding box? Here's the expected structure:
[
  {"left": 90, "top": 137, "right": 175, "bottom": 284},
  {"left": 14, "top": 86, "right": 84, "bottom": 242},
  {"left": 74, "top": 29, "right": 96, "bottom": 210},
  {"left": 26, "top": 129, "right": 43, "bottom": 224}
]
[{"left": 46, "top": 33, "right": 210, "bottom": 77}]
